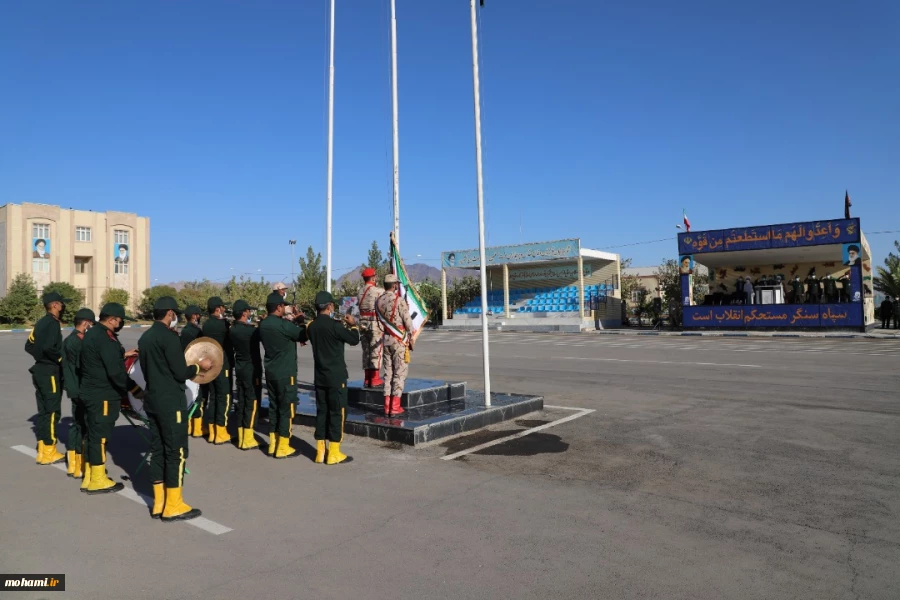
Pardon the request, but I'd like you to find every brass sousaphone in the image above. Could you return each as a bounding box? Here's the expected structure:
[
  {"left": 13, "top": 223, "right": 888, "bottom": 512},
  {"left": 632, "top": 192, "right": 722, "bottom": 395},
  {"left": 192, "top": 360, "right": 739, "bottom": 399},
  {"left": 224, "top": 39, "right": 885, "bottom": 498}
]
[{"left": 184, "top": 337, "right": 224, "bottom": 384}]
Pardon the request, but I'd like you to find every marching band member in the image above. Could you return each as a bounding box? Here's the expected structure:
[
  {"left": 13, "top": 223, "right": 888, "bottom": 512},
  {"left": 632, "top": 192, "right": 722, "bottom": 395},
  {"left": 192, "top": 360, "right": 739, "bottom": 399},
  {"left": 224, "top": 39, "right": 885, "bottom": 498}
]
[
  {"left": 357, "top": 267, "right": 385, "bottom": 388},
  {"left": 230, "top": 300, "right": 263, "bottom": 450},
  {"left": 138, "top": 297, "right": 212, "bottom": 521},
  {"left": 304, "top": 291, "right": 359, "bottom": 464},
  {"left": 179, "top": 305, "right": 206, "bottom": 437},
  {"left": 62, "top": 308, "right": 95, "bottom": 479},
  {"left": 25, "top": 291, "right": 70, "bottom": 466},
  {"left": 79, "top": 303, "right": 141, "bottom": 495},
  {"left": 202, "top": 297, "right": 234, "bottom": 445},
  {"left": 258, "top": 292, "right": 307, "bottom": 459},
  {"left": 375, "top": 274, "right": 415, "bottom": 416}
]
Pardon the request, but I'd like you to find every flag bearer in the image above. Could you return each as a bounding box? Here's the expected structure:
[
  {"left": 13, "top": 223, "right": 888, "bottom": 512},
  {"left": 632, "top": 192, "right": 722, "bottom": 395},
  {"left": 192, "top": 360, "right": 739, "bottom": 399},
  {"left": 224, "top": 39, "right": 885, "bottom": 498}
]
[
  {"left": 62, "top": 308, "right": 95, "bottom": 478},
  {"left": 375, "top": 274, "right": 415, "bottom": 416},
  {"left": 230, "top": 300, "right": 263, "bottom": 450}
]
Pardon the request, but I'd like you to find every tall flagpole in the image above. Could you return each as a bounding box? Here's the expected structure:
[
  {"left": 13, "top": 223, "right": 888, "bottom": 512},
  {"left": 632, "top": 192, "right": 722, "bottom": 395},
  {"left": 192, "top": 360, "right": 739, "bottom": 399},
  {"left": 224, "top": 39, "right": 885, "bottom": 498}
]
[
  {"left": 390, "top": 0, "right": 401, "bottom": 247},
  {"left": 469, "top": 0, "right": 491, "bottom": 405},
  {"left": 326, "top": 0, "right": 336, "bottom": 293}
]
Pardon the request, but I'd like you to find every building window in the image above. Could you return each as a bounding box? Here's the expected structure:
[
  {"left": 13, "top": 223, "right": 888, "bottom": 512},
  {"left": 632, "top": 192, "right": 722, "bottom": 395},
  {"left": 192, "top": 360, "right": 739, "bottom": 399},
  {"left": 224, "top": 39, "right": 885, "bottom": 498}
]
[
  {"left": 114, "top": 229, "right": 130, "bottom": 245},
  {"left": 114, "top": 229, "right": 130, "bottom": 274},
  {"left": 31, "top": 223, "right": 51, "bottom": 275},
  {"left": 116, "top": 262, "right": 130, "bottom": 275},
  {"left": 75, "top": 226, "right": 92, "bottom": 242},
  {"left": 32, "top": 223, "right": 50, "bottom": 239},
  {"left": 32, "top": 258, "right": 50, "bottom": 273},
  {"left": 74, "top": 257, "right": 90, "bottom": 274}
]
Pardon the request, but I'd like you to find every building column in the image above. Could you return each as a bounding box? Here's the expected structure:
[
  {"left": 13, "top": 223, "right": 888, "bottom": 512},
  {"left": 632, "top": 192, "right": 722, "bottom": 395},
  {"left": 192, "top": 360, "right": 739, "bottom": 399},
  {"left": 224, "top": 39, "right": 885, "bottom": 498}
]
[
  {"left": 441, "top": 268, "right": 448, "bottom": 322},
  {"left": 578, "top": 256, "right": 585, "bottom": 318},
  {"left": 503, "top": 264, "right": 510, "bottom": 318}
]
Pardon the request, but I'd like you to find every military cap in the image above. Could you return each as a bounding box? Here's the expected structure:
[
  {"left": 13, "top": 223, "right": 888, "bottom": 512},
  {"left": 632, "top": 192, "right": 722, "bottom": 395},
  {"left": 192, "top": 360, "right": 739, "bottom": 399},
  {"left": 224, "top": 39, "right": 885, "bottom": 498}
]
[
  {"left": 314, "top": 291, "right": 335, "bottom": 306},
  {"left": 361, "top": 267, "right": 376, "bottom": 278},
  {"left": 74, "top": 308, "right": 96, "bottom": 322},
  {"left": 184, "top": 305, "right": 202, "bottom": 317},
  {"left": 266, "top": 292, "right": 285, "bottom": 306},
  {"left": 207, "top": 296, "right": 225, "bottom": 311},
  {"left": 384, "top": 274, "right": 399, "bottom": 284},
  {"left": 154, "top": 296, "right": 182, "bottom": 314},
  {"left": 100, "top": 302, "right": 128, "bottom": 319},
  {"left": 42, "top": 291, "right": 72, "bottom": 305},
  {"left": 233, "top": 299, "right": 253, "bottom": 315}
]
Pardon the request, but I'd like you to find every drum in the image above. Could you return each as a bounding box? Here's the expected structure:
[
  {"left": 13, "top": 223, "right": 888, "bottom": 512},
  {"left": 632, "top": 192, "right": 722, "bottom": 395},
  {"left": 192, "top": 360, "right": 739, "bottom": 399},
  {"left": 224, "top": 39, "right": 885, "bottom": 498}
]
[{"left": 125, "top": 356, "right": 198, "bottom": 418}]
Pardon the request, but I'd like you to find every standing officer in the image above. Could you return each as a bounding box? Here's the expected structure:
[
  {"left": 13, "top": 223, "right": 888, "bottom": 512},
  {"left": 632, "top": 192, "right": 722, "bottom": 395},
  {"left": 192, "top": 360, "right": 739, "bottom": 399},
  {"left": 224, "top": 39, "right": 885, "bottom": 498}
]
[
  {"left": 305, "top": 291, "right": 360, "bottom": 464},
  {"left": 357, "top": 267, "right": 385, "bottom": 388},
  {"left": 202, "top": 297, "right": 234, "bottom": 445},
  {"left": 25, "top": 291, "right": 71, "bottom": 466},
  {"left": 230, "top": 300, "right": 263, "bottom": 450},
  {"left": 258, "top": 292, "right": 307, "bottom": 459},
  {"left": 62, "top": 308, "right": 95, "bottom": 479},
  {"left": 375, "top": 274, "right": 415, "bottom": 416},
  {"left": 823, "top": 274, "right": 838, "bottom": 304},
  {"left": 138, "top": 297, "right": 212, "bottom": 521},
  {"left": 790, "top": 276, "right": 803, "bottom": 304},
  {"left": 881, "top": 296, "right": 894, "bottom": 329},
  {"left": 180, "top": 305, "right": 205, "bottom": 437},
  {"left": 79, "top": 303, "right": 141, "bottom": 495},
  {"left": 806, "top": 273, "right": 820, "bottom": 304}
]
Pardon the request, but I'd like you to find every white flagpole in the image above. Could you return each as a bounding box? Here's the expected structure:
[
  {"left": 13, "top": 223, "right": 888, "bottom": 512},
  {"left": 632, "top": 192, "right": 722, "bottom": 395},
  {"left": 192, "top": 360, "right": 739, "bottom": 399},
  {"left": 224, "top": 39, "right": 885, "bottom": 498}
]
[
  {"left": 469, "top": 0, "right": 491, "bottom": 405},
  {"left": 390, "top": 0, "right": 401, "bottom": 247},
  {"left": 326, "top": 0, "right": 336, "bottom": 293}
]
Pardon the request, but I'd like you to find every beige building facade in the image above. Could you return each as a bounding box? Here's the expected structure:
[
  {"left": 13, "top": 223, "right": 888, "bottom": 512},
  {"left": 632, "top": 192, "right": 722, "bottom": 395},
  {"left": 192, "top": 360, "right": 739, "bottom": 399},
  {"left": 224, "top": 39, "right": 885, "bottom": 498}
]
[{"left": 0, "top": 203, "right": 150, "bottom": 312}]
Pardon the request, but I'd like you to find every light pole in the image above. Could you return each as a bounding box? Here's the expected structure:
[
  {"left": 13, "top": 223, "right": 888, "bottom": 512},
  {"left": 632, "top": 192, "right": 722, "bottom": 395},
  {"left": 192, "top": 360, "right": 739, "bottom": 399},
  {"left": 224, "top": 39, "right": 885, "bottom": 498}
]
[{"left": 289, "top": 240, "right": 297, "bottom": 288}]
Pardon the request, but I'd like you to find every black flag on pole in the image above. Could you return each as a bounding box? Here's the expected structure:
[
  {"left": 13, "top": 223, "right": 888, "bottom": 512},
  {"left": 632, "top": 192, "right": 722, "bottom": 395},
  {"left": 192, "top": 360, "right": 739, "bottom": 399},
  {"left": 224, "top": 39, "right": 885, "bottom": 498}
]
[{"left": 844, "top": 190, "right": 852, "bottom": 219}]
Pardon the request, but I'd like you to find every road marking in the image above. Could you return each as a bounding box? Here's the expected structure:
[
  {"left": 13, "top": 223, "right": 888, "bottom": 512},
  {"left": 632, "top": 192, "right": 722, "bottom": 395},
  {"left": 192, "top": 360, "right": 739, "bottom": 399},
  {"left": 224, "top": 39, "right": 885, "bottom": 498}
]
[
  {"left": 496, "top": 354, "right": 762, "bottom": 368},
  {"left": 10, "top": 445, "right": 232, "bottom": 536},
  {"left": 442, "top": 406, "right": 595, "bottom": 461}
]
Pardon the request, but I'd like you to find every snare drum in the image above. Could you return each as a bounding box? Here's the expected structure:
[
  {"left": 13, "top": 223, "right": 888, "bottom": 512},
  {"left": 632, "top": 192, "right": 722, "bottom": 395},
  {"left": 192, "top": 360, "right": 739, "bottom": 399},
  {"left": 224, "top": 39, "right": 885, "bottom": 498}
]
[{"left": 125, "top": 356, "right": 197, "bottom": 418}]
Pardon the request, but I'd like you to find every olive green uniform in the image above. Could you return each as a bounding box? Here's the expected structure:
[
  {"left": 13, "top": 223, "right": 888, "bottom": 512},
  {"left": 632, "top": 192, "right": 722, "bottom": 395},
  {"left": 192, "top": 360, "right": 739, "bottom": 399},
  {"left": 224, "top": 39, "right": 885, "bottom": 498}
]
[
  {"left": 80, "top": 323, "right": 140, "bottom": 467},
  {"left": 258, "top": 315, "right": 307, "bottom": 439},
  {"left": 201, "top": 317, "right": 234, "bottom": 429},
  {"left": 62, "top": 330, "right": 87, "bottom": 455},
  {"left": 230, "top": 321, "right": 263, "bottom": 431},
  {"left": 25, "top": 314, "right": 64, "bottom": 447},
  {"left": 138, "top": 322, "right": 202, "bottom": 488},
  {"left": 823, "top": 277, "right": 837, "bottom": 304},
  {"left": 305, "top": 314, "right": 360, "bottom": 442},
  {"left": 180, "top": 322, "right": 205, "bottom": 422}
]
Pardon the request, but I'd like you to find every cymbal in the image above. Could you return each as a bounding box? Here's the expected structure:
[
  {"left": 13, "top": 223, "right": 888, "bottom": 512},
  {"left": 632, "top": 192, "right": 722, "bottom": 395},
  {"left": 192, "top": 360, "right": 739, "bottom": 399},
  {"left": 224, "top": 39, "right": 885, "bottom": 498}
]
[{"left": 184, "top": 338, "right": 224, "bottom": 384}]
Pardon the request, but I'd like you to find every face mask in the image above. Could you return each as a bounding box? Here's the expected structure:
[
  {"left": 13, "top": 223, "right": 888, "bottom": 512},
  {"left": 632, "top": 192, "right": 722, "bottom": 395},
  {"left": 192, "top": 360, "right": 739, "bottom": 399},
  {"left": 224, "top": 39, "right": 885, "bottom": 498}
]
[
  {"left": 60, "top": 303, "right": 67, "bottom": 315},
  {"left": 114, "top": 319, "right": 124, "bottom": 333},
  {"left": 168, "top": 315, "right": 179, "bottom": 330}
]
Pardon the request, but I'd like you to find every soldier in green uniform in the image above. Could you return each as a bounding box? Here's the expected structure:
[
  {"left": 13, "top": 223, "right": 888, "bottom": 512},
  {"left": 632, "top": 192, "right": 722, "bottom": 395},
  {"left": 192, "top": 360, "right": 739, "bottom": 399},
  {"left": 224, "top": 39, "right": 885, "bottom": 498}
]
[
  {"left": 202, "top": 297, "right": 235, "bottom": 445},
  {"left": 180, "top": 305, "right": 205, "bottom": 437},
  {"left": 230, "top": 300, "right": 263, "bottom": 450},
  {"left": 823, "top": 274, "right": 838, "bottom": 304},
  {"left": 138, "top": 297, "right": 212, "bottom": 521},
  {"left": 25, "top": 291, "right": 71, "bottom": 466},
  {"left": 304, "top": 291, "right": 360, "bottom": 465},
  {"left": 79, "top": 303, "right": 142, "bottom": 494},
  {"left": 258, "top": 292, "right": 307, "bottom": 459},
  {"left": 62, "top": 308, "right": 96, "bottom": 478},
  {"left": 790, "top": 276, "right": 803, "bottom": 304}
]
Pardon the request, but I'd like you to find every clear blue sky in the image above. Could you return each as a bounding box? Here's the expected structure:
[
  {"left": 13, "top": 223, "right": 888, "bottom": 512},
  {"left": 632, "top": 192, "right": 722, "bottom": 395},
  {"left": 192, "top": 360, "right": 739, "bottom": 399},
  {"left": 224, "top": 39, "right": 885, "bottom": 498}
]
[{"left": 1, "top": 1, "right": 897, "bottom": 283}]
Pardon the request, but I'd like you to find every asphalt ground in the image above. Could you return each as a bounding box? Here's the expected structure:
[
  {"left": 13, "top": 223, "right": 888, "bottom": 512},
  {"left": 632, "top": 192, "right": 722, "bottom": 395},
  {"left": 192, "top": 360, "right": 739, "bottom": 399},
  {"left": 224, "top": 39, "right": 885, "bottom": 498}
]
[{"left": 1, "top": 328, "right": 898, "bottom": 599}]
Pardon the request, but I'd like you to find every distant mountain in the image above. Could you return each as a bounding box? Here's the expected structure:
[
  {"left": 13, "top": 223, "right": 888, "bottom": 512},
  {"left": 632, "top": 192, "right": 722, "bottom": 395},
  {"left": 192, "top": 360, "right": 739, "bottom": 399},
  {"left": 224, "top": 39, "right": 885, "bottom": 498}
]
[{"left": 335, "top": 263, "right": 470, "bottom": 289}]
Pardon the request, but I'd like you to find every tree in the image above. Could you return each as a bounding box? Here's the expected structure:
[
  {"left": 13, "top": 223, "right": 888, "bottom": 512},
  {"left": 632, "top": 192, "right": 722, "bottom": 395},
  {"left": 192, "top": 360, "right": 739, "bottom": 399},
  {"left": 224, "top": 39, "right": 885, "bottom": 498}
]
[
  {"left": 30, "top": 282, "right": 86, "bottom": 323},
  {"left": 367, "top": 240, "right": 391, "bottom": 282},
  {"left": 177, "top": 280, "right": 223, "bottom": 314},
  {"left": 446, "top": 276, "right": 481, "bottom": 317},
  {"left": 294, "top": 245, "right": 326, "bottom": 314},
  {"left": 223, "top": 276, "right": 270, "bottom": 312},
  {"left": 101, "top": 288, "right": 130, "bottom": 312},
  {"left": 619, "top": 257, "right": 640, "bottom": 310},
  {"left": 0, "top": 273, "right": 40, "bottom": 325},
  {"left": 334, "top": 278, "right": 360, "bottom": 303},
  {"left": 417, "top": 278, "right": 442, "bottom": 326},
  {"left": 874, "top": 240, "right": 900, "bottom": 299},
  {"left": 138, "top": 285, "right": 179, "bottom": 318}
]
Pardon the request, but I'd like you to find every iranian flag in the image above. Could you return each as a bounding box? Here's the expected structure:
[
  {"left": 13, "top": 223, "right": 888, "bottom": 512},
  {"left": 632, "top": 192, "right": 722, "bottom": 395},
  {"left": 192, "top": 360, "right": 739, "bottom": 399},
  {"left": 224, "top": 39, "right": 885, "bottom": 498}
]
[
  {"left": 388, "top": 233, "right": 430, "bottom": 343},
  {"left": 683, "top": 209, "right": 691, "bottom": 232}
]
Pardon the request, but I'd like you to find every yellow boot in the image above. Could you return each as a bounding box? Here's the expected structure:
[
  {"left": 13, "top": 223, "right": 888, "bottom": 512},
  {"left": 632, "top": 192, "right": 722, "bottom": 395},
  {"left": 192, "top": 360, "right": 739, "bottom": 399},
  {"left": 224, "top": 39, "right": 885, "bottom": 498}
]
[
  {"left": 66, "top": 450, "right": 77, "bottom": 476},
  {"left": 85, "top": 464, "right": 124, "bottom": 495},
  {"left": 187, "top": 419, "right": 193, "bottom": 436},
  {"left": 241, "top": 428, "right": 259, "bottom": 451},
  {"left": 40, "top": 442, "right": 65, "bottom": 466},
  {"left": 236, "top": 427, "right": 244, "bottom": 448},
  {"left": 72, "top": 454, "right": 84, "bottom": 479},
  {"left": 267, "top": 434, "right": 277, "bottom": 456},
  {"left": 326, "top": 442, "right": 352, "bottom": 465},
  {"left": 150, "top": 482, "right": 165, "bottom": 519},
  {"left": 36, "top": 440, "right": 44, "bottom": 464},
  {"left": 314, "top": 440, "right": 326, "bottom": 464},
  {"left": 80, "top": 461, "right": 92, "bottom": 492},
  {"left": 207, "top": 422, "right": 215, "bottom": 443},
  {"left": 191, "top": 418, "right": 205, "bottom": 438},
  {"left": 161, "top": 487, "right": 202, "bottom": 522},
  {"left": 274, "top": 435, "right": 297, "bottom": 459},
  {"left": 213, "top": 424, "right": 232, "bottom": 445}
]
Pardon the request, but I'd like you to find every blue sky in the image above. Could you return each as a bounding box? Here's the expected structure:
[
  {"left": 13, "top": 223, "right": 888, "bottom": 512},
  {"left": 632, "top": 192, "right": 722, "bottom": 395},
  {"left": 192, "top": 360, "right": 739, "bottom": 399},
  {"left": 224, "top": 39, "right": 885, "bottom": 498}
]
[{"left": 1, "top": 0, "right": 897, "bottom": 283}]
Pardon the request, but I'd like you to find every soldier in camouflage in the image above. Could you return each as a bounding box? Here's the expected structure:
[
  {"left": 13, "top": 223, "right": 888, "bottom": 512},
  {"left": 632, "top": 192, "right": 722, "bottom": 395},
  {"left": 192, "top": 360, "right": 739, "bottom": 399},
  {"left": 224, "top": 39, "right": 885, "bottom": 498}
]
[
  {"left": 375, "top": 274, "right": 415, "bottom": 416},
  {"left": 356, "top": 267, "right": 385, "bottom": 388}
]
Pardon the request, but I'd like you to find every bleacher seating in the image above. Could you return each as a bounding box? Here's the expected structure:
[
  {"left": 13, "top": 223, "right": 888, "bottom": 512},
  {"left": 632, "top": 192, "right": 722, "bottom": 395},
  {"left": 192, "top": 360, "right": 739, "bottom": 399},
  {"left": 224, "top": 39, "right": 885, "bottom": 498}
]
[{"left": 453, "top": 284, "right": 609, "bottom": 315}]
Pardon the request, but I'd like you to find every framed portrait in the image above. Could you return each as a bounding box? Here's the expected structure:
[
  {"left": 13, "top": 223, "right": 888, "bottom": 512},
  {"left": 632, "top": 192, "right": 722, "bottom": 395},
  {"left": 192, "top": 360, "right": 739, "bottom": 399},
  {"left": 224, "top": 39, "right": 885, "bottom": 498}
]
[
  {"left": 842, "top": 243, "right": 860, "bottom": 267},
  {"left": 679, "top": 255, "right": 694, "bottom": 275},
  {"left": 32, "top": 237, "right": 51, "bottom": 259}
]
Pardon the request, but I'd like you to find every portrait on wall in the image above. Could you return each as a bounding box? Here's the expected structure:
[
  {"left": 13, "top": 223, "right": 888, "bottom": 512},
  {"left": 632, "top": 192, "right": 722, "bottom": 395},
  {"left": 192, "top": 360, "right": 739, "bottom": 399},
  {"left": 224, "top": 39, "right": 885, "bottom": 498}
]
[
  {"left": 32, "top": 238, "right": 51, "bottom": 259},
  {"left": 843, "top": 243, "right": 861, "bottom": 267},
  {"left": 114, "top": 243, "right": 129, "bottom": 264},
  {"left": 445, "top": 252, "right": 456, "bottom": 267},
  {"left": 679, "top": 255, "right": 694, "bottom": 274}
]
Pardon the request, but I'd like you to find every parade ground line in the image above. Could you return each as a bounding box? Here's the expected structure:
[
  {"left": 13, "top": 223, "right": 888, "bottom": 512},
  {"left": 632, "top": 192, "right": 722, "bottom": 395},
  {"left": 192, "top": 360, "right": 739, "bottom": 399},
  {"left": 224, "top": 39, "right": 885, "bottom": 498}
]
[
  {"left": 10, "top": 445, "right": 232, "bottom": 536},
  {"left": 441, "top": 406, "right": 595, "bottom": 461}
]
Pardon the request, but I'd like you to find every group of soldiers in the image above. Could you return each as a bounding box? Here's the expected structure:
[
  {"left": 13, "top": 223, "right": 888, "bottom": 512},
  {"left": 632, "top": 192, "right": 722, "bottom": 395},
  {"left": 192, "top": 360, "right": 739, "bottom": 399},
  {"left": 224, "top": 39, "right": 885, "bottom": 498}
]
[{"left": 25, "top": 269, "right": 417, "bottom": 523}]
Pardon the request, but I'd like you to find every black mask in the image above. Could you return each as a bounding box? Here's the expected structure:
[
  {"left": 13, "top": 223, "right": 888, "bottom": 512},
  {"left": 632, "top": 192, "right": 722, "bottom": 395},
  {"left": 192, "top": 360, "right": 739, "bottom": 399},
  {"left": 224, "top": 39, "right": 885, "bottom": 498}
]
[
  {"left": 114, "top": 320, "right": 125, "bottom": 333},
  {"left": 60, "top": 303, "right": 67, "bottom": 315}
]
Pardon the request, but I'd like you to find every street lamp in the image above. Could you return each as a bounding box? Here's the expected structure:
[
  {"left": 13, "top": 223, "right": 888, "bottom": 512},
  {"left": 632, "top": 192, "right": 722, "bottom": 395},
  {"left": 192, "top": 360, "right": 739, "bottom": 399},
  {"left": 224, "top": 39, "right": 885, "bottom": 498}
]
[{"left": 289, "top": 240, "right": 297, "bottom": 288}]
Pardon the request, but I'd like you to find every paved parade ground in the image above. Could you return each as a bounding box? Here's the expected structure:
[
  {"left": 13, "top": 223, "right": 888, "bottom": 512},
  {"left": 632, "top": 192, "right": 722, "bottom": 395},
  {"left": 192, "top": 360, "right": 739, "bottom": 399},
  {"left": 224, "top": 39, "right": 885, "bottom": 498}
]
[{"left": 1, "top": 328, "right": 899, "bottom": 599}]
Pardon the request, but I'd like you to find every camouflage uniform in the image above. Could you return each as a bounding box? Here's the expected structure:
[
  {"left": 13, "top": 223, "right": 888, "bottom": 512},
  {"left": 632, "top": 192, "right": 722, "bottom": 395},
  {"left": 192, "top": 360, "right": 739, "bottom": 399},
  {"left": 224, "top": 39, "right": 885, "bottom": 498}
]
[
  {"left": 376, "top": 289, "right": 414, "bottom": 399},
  {"left": 357, "top": 282, "right": 385, "bottom": 372}
]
